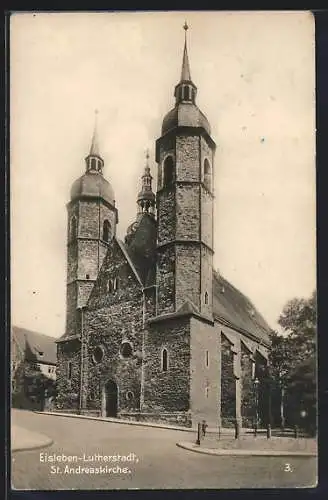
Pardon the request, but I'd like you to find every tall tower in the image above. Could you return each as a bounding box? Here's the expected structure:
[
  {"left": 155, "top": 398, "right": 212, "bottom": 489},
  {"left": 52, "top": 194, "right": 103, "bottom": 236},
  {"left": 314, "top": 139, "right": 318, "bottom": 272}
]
[
  {"left": 155, "top": 23, "right": 216, "bottom": 319},
  {"left": 65, "top": 114, "right": 118, "bottom": 337}
]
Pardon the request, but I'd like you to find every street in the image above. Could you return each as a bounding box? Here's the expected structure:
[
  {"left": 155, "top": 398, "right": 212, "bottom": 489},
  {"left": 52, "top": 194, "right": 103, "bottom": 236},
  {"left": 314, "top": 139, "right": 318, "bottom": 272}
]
[{"left": 11, "top": 410, "right": 317, "bottom": 490}]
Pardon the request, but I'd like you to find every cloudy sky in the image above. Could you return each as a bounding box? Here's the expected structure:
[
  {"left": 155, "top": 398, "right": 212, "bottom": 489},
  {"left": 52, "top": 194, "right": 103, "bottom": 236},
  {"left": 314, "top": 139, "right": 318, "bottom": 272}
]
[{"left": 10, "top": 11, "right": 316, "bottom": 338}]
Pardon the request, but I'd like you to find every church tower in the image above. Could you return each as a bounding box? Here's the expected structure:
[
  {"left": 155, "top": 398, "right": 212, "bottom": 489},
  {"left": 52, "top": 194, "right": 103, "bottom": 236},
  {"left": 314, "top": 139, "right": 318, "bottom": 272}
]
[
  {"left": 65, "top": 114, "right": 118, "bottom": 337},
  {"left": 155, "top": 23, "right": 216, "bottom": 319}
]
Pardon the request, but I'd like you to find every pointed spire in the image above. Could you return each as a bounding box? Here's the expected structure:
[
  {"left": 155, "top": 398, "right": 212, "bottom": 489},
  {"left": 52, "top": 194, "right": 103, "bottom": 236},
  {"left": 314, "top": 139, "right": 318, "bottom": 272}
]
[
  {"left": 89, "top": 109, "right": 100, "bottom": 156},
  {"left": 85, "top": 110, "right": 104, "bottom": 174},
  {"left": 174, "top": 22, "right": 197, "bottom": 105},
  {"left": 181, "top": 21, "right": 191, "bottom": 82}
]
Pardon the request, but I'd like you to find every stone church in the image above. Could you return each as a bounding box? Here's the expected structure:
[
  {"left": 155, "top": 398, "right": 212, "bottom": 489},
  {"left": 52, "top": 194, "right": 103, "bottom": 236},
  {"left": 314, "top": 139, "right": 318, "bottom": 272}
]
[{"left": 56, "top": 28, "right": 272, "bottom": 428}]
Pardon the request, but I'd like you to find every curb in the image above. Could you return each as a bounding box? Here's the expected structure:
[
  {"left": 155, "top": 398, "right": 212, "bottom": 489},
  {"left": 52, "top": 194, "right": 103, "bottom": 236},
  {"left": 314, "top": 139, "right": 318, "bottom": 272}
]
[
  {"left": 176, "top": 442, "right": 317, "bottom": 457},
  {"left": 12, "top": 427, "right": 54, "bottom": 453},
  {"left": 34, "top": 411, "right": 226, "bottom": 434}
]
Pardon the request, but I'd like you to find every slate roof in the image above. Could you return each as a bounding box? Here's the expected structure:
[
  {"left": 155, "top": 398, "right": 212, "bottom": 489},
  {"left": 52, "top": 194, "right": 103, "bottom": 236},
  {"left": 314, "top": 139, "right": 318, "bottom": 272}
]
[
  {"left": 12, "top": 326, "right": 57, "bottom": 365},
  {"left": 212, "top": 271, "right": 272, "bottom": 346}
]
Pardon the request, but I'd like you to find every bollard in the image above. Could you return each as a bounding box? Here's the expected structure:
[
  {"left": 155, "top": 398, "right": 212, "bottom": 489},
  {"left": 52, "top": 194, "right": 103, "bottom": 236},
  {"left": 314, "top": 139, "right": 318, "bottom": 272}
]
[
  {"left": 294, "top": 425, "right": 299, "bottom": 439},
  {"left": 266, "top": 423, "right": 272, "bottom": 439},
  {"left": 196, "top": 422, "right": 201, "bottom": 445},
  {"left": 201, "top": 419, "right": 208, "bottom": 438},
  {"left": 234, "top": 419, "right": 240, "bottom": 439}
]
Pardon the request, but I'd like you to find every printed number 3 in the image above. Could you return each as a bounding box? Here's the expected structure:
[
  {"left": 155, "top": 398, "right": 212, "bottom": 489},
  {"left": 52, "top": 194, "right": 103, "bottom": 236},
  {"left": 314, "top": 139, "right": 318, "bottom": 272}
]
[{"left": 284, "top": 463, "right": 292, "bottom": 472}]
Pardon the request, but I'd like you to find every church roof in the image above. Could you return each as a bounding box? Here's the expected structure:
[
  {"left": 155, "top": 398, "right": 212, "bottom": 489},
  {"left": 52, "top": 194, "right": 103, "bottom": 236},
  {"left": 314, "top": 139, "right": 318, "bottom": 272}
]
[
  {"left": 162, "top": 103, "right": 211, "bottom": 136},
  {"left": 70, "top": 172, "right": 115, "bottom": 206},
  {"left": 212, "top": 271, "right": 272, "bottom": 346},
  {"left": 12, "top": 326, "right": 57, "bottom": 365}
]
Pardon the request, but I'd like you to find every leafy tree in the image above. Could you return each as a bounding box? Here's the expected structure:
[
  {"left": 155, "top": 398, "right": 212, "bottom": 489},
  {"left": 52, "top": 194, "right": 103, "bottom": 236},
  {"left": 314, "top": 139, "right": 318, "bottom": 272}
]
[{"left": 269, "top": 291, "right": 317, "bottom": 433}]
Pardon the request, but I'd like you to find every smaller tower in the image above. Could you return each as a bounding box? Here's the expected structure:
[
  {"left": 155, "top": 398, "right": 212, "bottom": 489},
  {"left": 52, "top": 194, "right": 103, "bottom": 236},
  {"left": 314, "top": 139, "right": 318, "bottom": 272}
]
[
  {"left": 65, "top": 111, "right": 118, "bottom": 337},
  {"left": 136, "top": 150, "right": 156, "bottom": 219}
]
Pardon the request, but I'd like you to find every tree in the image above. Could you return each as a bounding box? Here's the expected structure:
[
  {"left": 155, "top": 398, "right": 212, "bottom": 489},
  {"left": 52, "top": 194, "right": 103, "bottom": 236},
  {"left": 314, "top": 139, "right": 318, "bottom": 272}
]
[{"left": 269, "top": 291, "right": 317, "bottom": 433}]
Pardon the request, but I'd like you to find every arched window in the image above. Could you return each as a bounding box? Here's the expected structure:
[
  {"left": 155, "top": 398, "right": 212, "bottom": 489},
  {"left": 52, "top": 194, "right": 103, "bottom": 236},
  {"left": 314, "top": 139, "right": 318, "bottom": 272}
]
[
  {"left": 120, "top": 341, "right": 133, "bottom": 358},
  {"left": 205, "top": 291, "right": 209, "bottom": 305},
  {"left": 163, "top": 156, "right": 174, "bottom": 188},
  {"left": 183, "top": 86, "right": 190, "bottom": 101},
  {"left": 91, "top": 158, "right": 97, "bottom": 171},
  {"left": 103, "top": 219, "right": 111, "bottom": 242},
  {"left": 70, "top": 216, "right": 77, "bottom": 240},
  {"left": 204, "top": 159, "right": 211, "bottom": 191},
  {"left": 161, "top": 348, "right": 168, "bottom": 372},
  {"left": 205, "top": 350, "right": 209, "bottom": 368},
  {"left": 113, "top": 277, "right": 119, "bottom": 292}
]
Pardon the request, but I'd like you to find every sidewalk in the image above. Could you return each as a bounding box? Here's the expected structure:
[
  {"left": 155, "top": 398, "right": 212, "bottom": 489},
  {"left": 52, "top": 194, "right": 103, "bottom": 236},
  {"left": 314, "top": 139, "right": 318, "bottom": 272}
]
[
  {"left": 176, "top": 435, "right": 318, "bottom": 457},
  {"left": 11, "top": 424, "right": 53, "bottom": 453}
]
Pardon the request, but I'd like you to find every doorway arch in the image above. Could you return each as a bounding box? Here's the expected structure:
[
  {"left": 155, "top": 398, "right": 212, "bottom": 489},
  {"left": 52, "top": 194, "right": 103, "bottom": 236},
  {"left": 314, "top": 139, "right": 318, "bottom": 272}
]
[{"left": 102, "top": 380, "right": 118, "bottom": 417}]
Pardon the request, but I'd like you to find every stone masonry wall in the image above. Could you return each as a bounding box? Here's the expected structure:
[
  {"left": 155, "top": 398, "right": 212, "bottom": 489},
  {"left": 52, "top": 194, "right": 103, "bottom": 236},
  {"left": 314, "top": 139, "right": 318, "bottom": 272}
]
[
  {"left": 200, "top": 245, "right": 213, "bottom": 318},
  {"left": 56, "top": 340, "right": 81, "bottom": 410},
  {"left": 175, "top": 244, "right": 201, "bottom": 310},
  {"left": 176, "top": 184, "right": 200, "bottom": 240},
  {"left": 142, "top": 317, "right": 190, "bottom": 414},
  {"left": 201, "top": 186, "right": 213, "bottom": 249},
  {"left": 157, "top": 190, "right": 175, "bottom": 245},
  {"left": 156, "top": 246, "right": 175, "bottom": 315},
  {"left": 85, "top": 239, "right": 144, "bottom": 415},
  {"left": 220, "top": 333, "right": 236, "bottom": 426},
  {"left": 176, "top": 135, "right": 200, "bottom": 182},
  {"left": 241, "top": 342, "right": 254, "bottom": 427},
  {"left": 190, "top": 317, "right": 220, "bottom": 427}
]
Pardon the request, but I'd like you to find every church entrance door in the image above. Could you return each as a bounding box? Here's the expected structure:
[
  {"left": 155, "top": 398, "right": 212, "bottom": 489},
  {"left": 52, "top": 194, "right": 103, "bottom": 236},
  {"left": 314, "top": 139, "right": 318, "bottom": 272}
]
[{"left": 104, "top": 380, "right": 118, "bottom": 417}]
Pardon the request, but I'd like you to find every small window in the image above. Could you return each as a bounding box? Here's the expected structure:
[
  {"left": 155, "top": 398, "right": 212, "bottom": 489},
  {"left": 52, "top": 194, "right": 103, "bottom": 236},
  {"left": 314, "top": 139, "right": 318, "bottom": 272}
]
[
  {"left": 126, "top": 390, "right": 134, "bottom": 401},
  {"left": 48, "top": 367, "right": 51, "bottom": 373},
  {"left": 103, "top": 219, "right": 111, "bottom": 242},
  {"left": 205, "top": 292, "right": 209, "bottom": 305},
  {"left": 120, "top": 342, "right": 133, "bottom": 358},
  {"left": 163, "top": 156, "right": 174, "bottom": 188},
  {"left": 204, "top": 159, "right": 211, "bottom": 191},
  {"left": 67, "top": 361, "right": 72, "bottom": 380},
  {"left": 162, "top": 348, "right": 168, "bottom": 372},
  {"left": 205, "top": 350, "right": 209, "bottom": 368},
  {"left": 86, "top": 274, "right": 90, "bottom": 280},
  {"left": 91, "top": 158, "right": 97, "bottom": 171},
  {"left": 251, "top": 361, "right": 256, "bottom": 379},
  {"left": 92, "top": 346, "right": 104, "bottom": 363},
  {"left": 106, "top": 279, "right": 112, "bottom": 293},
  {"left": 205, "top": 385, "right": 209, "bottom": 398},
  {"left": 113, "top": 277, "right": 119, "bottom": 291}
]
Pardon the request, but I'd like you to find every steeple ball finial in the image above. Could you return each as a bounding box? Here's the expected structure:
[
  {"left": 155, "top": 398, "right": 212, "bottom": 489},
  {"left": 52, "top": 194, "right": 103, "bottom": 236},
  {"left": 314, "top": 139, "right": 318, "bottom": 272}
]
[{"left": 181, "top": 21, "right": 191, "bottom": 82}]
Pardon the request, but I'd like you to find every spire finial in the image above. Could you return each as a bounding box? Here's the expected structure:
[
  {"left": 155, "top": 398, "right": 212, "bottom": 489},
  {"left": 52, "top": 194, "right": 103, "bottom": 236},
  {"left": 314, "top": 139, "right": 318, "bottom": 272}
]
[{"left": 180, "top": 22, "right": 191, "bottom": 82}]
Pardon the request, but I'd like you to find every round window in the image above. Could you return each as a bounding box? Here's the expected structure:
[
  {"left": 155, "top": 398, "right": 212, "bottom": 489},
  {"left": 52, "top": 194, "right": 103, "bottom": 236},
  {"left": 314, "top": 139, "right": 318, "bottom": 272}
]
[
  {"left": 92, "top": 346, "right": 104, "bottom": 363},
  {"left": 120, "top": 342, "right": 133, "bottom": 358},
  {"left": 126, "top": 390, "right": 134, "bottom": 401}
]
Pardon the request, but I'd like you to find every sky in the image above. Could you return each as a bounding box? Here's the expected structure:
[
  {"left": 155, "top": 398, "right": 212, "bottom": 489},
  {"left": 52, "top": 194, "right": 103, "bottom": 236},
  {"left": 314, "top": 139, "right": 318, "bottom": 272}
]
[{"left": 10, "top": 11, "right": 316, "bottom": 338}]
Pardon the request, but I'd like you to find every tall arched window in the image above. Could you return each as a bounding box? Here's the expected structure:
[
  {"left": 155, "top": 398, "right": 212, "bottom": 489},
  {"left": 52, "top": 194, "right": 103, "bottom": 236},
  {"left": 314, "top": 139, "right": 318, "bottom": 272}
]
[
  {"left": 183, "top": 86, "right": 189, "bottom": 100},
  {"left": 204, "top": 159, "right": 211, "bottom": 191},
  {"left": 161, "top": 348, "right": 168, "bottom": 372},
  {"left": 163, "top": 156, "right": 174, "bottom": 188},
  {"left": 103, "top": 219, "right": 111, "bottom": 242},
  {"left": 70, "top": 216, "right": 77, "bottom": 240},
  {"left": 205, "top": 291, "right": 209, "bottom": 305}
]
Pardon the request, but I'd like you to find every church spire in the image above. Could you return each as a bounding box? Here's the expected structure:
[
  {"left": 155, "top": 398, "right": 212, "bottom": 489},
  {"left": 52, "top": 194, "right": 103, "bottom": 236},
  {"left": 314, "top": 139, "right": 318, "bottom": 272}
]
[
  {"left": 85, "top": 110, "right": 104, "bottom": 174},
  {"left": 180, "top": 21, "right": 191, "bottom": 82},
  {"left": 174, "top": 22, "right": 197, "bottom": 105},
  {"left": 137, "top": 150, "right": 156, "bottom": 218}
]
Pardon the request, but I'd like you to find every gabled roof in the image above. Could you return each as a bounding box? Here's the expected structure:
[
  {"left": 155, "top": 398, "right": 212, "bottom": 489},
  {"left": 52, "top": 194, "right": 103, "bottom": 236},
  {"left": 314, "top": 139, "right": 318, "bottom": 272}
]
[
  {"left": 213, "top": 271, "right": 272, "bottom": 346},
  {"left": 12, "top": 326, "right": 57, "bottom": 365}
]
